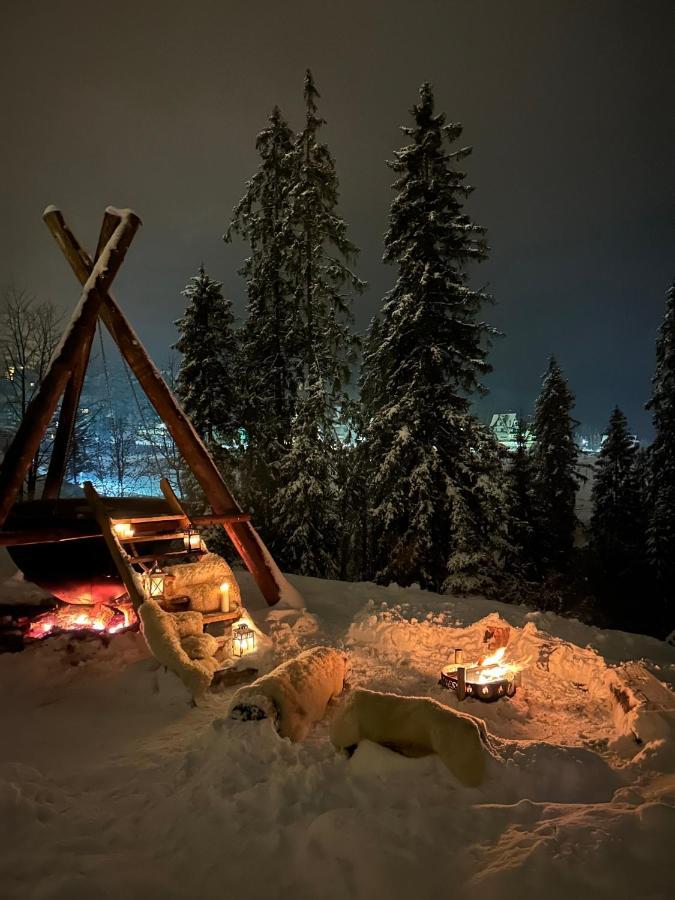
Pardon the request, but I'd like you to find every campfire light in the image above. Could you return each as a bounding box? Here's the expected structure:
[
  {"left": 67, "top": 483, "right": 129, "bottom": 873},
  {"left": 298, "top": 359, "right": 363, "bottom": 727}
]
[
  {"left": 232, "top": 622, "right": 255, "bottom": 657},
  {"left": 143, "top": 564, "right": 166, "bottom": 599},
  {"left": 440, "top": 644, "right": 529, "bottom": 702},
  {"left": 183, "top": 527, "right": 201, "bottom": 551},
  {"left": 25, "top": 600, "right": 138, "bottom": 640}
]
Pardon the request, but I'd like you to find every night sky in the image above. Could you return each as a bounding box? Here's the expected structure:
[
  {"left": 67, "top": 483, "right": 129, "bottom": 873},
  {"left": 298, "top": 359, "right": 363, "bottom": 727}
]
[{"left": 2, "top": 0, "right": 674, "bottom": 438}]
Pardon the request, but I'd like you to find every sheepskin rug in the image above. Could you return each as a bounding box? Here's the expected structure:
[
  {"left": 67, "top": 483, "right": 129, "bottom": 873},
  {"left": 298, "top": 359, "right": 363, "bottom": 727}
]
[
  {"left": 162, "top": 552, "right": 241, "bottom": 613},
  {"left": 330, "top": 688, "right": 488, "bottom": 787},
  {"left": 228, "top": 646, "right": 347, "bottom": 741},
  {"left": 138, "top": 599, "right": 220, "bottom": 700}
]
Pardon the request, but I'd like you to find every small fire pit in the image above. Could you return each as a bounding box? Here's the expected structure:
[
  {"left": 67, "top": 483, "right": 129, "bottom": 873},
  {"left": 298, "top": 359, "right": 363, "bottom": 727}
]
[
  {"left": 25, "top": 599, "right": 137, "bottom": 641},
  {"left": 439, "top": 642, "right": 526, "bottom": 703}
]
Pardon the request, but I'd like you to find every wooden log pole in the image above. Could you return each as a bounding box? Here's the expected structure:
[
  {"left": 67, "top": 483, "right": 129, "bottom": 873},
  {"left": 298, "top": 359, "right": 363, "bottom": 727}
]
[
  {"left": 41, "top": 324, "right": 96, "bottom": 499},
  {"left": 0, "top": 208, "right": 141, "bottom": 528},
  {"left": 43, "top": 210, "right": 124, "bottom": 500},
  {"left": 83, "top": 481, "right": 145, "bottom": 609},
  {"left": 0, "top": 528, "right": 102, "bottom": 547},
  {"left": 44, "top": 221, "right": 284, "bottom": 607},
  {"left": 457, "top": 666, "right": 467, "bottom": 702},
  {"left": 192, "top": 513, "right": 252, "bottom": 526}
]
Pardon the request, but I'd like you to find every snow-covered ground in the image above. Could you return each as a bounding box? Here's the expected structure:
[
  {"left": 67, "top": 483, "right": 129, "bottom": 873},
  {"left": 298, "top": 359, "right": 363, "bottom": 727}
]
[{"left": 1, "top": 566, "right": 674, "bottom": 900}]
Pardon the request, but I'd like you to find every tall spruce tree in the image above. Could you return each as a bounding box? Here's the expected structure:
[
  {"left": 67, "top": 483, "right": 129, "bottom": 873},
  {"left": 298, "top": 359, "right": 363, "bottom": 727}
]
[
  {"left": 225, "top": 107, "right": 297, "bottom": 533},
  {"left": 531, "top": 357, "right": 580, "bottom": 571},
  {"left": 269, "top": 70, "right": 364, "bottom": 576},
  {"left": 590, "top": 407, "right": 645, "bottom": 623},
  {"left": 645, "top": 281, "right": 675, "bottom": 628},
  {"left": 271, "top": 377, "right": 340, "bottom": 578},
  {"left": 285, "top": 70, "right": 364, "bottom": 390},
  {"left": 508, "top": 417, "right": 539, "bottom": 578},
  {"left": 174, "top": 266, "right": 239, "bottom": 449},
  {"left": 361, "top": 82, "right": 510, "bottom": 593}
]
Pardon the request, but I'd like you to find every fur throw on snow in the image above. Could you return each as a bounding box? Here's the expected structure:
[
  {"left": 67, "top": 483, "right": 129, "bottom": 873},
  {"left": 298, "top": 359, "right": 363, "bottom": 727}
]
[
  {"left": 163, "top": 552, "right": 241, "bottom": 613},
  {"left": 139, "top": 598, "right": 220, "bottom": 700},
  {"left": 330, "top": 689, "right": 487, "bottom": 787},
  {"left": 228, "top": 646, "right": 347, "bottom": 741}
]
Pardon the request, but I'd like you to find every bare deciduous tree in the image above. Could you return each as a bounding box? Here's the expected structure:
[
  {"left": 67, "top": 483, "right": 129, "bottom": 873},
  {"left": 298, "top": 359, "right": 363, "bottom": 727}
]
[{"left": 0, "top": 287, "right": 63, "bottom": 498}]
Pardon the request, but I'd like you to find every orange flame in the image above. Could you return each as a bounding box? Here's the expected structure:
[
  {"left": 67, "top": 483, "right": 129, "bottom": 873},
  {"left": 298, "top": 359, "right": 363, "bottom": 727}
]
[
  {"left": 26, "top": 600, "right": 138, "bottom": 640},
  {"left": 475, "top": 645, "right": 530, "bottom": 683}
]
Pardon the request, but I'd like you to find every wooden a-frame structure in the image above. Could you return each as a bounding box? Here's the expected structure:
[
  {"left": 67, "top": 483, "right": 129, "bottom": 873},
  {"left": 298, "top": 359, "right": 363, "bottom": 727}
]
[{"left": 0, "top": 205, "right": 289, "bottom": 607}]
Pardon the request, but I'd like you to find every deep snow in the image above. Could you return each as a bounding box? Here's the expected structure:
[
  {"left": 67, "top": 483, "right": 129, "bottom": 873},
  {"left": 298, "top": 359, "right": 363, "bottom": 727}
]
[{"left": 1, "top": 566, "right": 674, "bottom": 900}]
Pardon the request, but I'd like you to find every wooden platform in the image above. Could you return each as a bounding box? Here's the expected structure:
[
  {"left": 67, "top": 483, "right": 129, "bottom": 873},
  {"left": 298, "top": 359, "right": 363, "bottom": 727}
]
[{"left": 202, "top": 609, "right": 242, "bottom": 626}]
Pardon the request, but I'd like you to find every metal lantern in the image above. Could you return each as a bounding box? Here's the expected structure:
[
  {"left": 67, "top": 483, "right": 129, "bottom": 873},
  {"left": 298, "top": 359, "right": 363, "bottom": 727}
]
[
  {"left": 183, "top": 527, "right": 201, "bottom": 551},
  {"left": 232, "top": 622, "right": 256, "bottom": 657},
  {"left": 143, "top": 563, "right": 166, "bottom": 599}
]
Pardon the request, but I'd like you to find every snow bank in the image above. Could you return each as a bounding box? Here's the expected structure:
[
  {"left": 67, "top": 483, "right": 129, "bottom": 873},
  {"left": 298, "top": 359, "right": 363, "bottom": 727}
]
[
  {"left": 331, "top": 688, "right": 488, "bottom": 787},
  {"left": 229, "top": 646, "right": 346, "bottom": 740}
]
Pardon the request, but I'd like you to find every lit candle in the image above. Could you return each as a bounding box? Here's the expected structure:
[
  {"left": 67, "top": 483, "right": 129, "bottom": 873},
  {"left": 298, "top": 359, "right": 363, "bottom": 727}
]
[{"left": 220, "top": 582, "right": 230, "bottom": 612}]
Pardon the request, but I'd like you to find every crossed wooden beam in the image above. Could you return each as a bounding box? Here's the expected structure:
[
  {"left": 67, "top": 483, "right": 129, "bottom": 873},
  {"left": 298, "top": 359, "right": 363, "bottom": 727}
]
[{"left": 0, "top": 206, "right": 286, "bottom": 607}]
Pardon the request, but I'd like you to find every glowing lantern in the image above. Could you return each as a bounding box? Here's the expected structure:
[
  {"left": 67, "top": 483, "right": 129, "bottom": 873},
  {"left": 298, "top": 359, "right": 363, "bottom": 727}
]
[
  {"left": 113, "top": 522, "right": 135, "bottom": 540},
  {"left": 184, "top": 527, "right": 201, "bottom": 551},
  {"left": 232, "top": 622, "right": 255, "bottom": 657},
  {"left": 220, "top": 582, "right": 230, "bottom": 612},
  {"left": 143, "top": 564, "right": 166, "bottom": 599}
]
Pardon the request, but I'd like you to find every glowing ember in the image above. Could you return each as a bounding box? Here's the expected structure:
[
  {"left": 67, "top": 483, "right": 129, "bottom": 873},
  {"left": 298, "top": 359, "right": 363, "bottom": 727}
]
[{"left": 26, "top": 600, "right": 138, "bottom": 640}]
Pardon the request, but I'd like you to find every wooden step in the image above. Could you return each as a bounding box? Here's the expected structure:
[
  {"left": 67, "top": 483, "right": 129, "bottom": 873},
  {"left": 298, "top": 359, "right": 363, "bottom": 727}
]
[
  {"left": 202, "top": 609, "right": 242, "bottom": 625},
  {"left": 118, "top": 531, "right": 191, "bottom": 544},
  {"left": 128, "top": 549, "right": 204, "bottom": 565},
  {"left": 193, "top": 513, "right": 252, "bottom": 525},
  {"left": 111, "top": 514, "right": 187, "bottom": 525}
]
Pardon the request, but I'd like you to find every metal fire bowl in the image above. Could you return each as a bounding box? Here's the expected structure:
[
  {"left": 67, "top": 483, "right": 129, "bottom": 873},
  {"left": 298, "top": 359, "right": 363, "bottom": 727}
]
[{"left": 439, "top": 667, "right": 518, "bottom": 702}]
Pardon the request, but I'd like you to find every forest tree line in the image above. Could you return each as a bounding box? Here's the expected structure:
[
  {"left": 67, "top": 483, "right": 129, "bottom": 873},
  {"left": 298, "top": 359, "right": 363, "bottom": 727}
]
[
  {"left": 171, "top": 73, "right": 674, "bottom": 638},
  {"left": 2, "top": 73, "right": 673, "bottom": 638}
]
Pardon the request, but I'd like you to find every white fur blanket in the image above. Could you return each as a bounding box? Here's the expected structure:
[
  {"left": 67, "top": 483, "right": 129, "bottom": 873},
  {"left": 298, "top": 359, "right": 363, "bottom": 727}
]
[
  {"left": 330, "top": 688, "right": 488, "bottom": 787},
  {"left": 163, "top": 552, "right": 241, "bottom": 613},
  {"left": 139, "top": 599, "right": 220, "bottom": 700},
  {"left": 228, "top": 646, "right": 347, "bottom": 741}
]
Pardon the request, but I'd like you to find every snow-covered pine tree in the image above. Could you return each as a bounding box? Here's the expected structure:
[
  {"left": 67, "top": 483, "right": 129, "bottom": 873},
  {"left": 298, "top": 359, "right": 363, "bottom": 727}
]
[
  {"left": 225, "top": 107, "right": 298, "bottom": 537},
  {"left": 531, "top": 357, "right": 580, "bottom": 571},
  {"left": 445, "top": 419, "right": 515, "bottom": 595},
  {"left": 269, "top": 70, "right": 364, "bottom": 576},
  {"left": 508, "top": 417, "right": 539, "bottom": 577},
  {"left": 174, "top": 265, "right": 239, "bottom": 450},
  {"left": 271, "top": 373, "right": 340, "bottom": 578},
  {"left": 285, "top": 71, "right": 364, "bottom": 391},
  {"left": 645, "top": 281, "right": 675, "bottom": 628},
  {"left": 590, "top": 407, "right": 645, "bottom": 622},
  {"left": 361, "top": 82, "right": 509, "bottom": 593}
]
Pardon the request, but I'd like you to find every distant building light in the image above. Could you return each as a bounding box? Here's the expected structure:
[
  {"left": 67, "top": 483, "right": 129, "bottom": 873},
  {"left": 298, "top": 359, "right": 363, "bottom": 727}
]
[{"left": 489, "top": 412, "right": 534, "bottom": 451}]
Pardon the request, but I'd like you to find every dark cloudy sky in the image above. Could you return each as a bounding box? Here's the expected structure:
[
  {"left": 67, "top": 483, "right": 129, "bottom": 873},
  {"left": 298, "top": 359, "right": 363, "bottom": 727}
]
[{"left": 2, "top": 0, "right": 674, "bottom": 438}]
